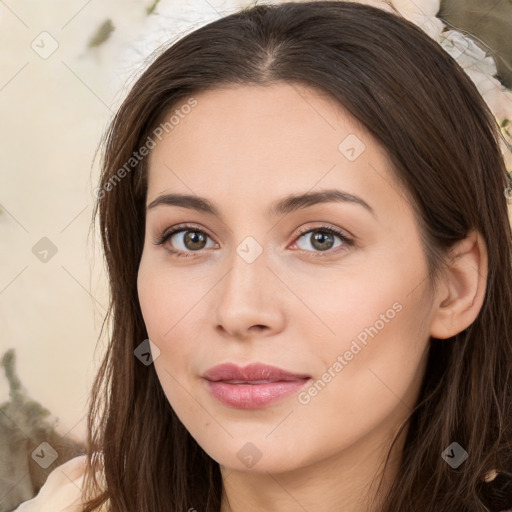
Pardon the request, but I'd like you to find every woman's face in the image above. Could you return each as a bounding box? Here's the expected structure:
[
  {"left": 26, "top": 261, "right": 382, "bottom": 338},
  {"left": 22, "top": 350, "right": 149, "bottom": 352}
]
[{"left": 137, "top": 83, "right": 438, "bottom": 475}]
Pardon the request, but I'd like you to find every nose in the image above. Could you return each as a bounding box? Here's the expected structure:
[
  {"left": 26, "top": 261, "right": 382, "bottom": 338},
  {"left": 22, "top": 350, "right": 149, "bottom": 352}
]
[{"left": 214, "top": 245, "right": 286, "bottom": 340}]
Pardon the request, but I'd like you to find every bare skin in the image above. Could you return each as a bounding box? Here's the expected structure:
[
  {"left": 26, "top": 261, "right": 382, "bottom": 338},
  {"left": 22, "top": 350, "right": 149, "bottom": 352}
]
[{"left": 137, "top": 82, "right": 487, "bottom": 512}]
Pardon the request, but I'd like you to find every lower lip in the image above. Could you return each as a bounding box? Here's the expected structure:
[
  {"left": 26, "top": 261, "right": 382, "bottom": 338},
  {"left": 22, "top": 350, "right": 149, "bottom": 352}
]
[{"left": 204, "top": 379, "right": 310, "bottom": 409}]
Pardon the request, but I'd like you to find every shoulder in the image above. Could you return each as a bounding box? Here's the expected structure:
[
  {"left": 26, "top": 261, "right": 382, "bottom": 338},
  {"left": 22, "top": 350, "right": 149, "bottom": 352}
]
[{"left": 13, "top": 454, "right": 107, "bottom": 512}]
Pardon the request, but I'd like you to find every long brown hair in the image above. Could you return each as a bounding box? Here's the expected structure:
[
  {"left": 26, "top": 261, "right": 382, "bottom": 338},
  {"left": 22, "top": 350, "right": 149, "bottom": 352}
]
[{"left": 83, "top": 2, "right": 512, "bottom": 511}]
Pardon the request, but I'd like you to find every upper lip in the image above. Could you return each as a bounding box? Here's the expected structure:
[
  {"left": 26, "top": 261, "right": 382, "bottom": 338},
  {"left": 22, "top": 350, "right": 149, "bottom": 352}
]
[{"left": 202, "top": 363, "right": 311, "bottom": 383}]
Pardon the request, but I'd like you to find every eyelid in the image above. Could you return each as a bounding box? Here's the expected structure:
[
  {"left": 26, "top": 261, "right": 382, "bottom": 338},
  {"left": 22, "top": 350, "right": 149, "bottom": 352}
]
[
  {"left": 294, "top": 223, "right": 353, "bottom": 240},
  {"left": 153, "top": 222, "right": 216, "bottom": 245},
  {"left": 290, "top": 224, "right": 354, "bottom": 257},
  {"left": 152, "top": 222, "right": 219, "bottom": 255}
]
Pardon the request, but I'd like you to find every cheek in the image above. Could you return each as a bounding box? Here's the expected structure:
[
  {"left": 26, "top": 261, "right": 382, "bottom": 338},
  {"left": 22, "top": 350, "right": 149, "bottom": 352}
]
[
  {"left": 292, "top": 250, "right": 432, "bottom": 417},
  {"left": 137, "top": 253, "right": 203, "bottom": 340},
  {"left": 137, "top": 253, "right": 209, "bottom": 383},
  {"left": 291, "top": 294, "right": 430, "bottom": 464},
  {"left": 331, "top": 290, "right": 429, "bottom": 409},
  {"left": 286, "top": 264, "right": 411, "bottom": 353},
  {"left": 137, "top": 259, "right": 201, "bottom": 413}
]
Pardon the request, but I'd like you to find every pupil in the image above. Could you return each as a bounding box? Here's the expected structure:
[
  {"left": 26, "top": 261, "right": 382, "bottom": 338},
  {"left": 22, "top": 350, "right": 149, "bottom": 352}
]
[
  {"left": 313, "top": 231, "right": 333, "bottom": 251},
  {"left": 185, "top": 231, "right": 205, "bottom": 249}
]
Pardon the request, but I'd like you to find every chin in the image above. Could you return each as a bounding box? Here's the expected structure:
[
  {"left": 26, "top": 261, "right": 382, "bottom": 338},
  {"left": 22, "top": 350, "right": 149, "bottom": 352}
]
[{"left": 195, "top": 436, "right": 310, "bottom": 475}]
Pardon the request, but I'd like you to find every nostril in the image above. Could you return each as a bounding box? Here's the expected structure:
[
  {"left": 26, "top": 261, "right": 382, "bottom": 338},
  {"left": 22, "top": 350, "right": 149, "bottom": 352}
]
[{"left": 246, "top": 324, "right": 268, "bottom": 334}]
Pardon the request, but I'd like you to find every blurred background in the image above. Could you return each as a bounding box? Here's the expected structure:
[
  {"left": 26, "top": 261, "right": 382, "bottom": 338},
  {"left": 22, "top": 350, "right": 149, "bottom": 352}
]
[{"left": 1, "top": 0, "right": 511, "bottom": 510}]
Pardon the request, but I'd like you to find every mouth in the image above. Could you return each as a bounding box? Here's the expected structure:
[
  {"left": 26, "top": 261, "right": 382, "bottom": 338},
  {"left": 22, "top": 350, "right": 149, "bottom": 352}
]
[
  {"left": 202, "top": 362, "right": 311, "bottom": 382},
  {"left": 219, "top": 379, "right": 289, "bottom": 384},
  {"left": 202, "top": 363, "right": 311, "bottom": 409}
]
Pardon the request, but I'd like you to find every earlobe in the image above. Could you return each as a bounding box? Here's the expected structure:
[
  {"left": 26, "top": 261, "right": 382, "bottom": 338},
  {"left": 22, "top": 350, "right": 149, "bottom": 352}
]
[{"left": 429, "top": 230, "right": 488, "bottom": 340}]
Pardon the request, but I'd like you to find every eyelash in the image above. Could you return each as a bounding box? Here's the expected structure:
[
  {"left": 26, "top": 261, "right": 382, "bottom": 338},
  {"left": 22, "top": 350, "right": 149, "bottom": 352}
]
[{"left": 152, "top": 223, "right": 354, "bottom": 258}]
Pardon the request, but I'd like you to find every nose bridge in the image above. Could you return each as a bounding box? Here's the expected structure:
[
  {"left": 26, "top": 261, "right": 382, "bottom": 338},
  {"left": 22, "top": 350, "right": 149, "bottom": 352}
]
[
  {"left": 215, "top": 234, "right": 284, "bottom": 336},
  {"left": 221, "top": 235, "right": 269, "bottom": 305}
]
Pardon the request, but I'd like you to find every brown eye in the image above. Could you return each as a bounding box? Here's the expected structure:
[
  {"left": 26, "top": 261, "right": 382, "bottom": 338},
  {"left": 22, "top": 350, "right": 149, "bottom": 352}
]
[
  {"left": 153, "top": 224, "right": 217, "bottom": 257},
  {"left": 180, "top": 230, "right": 208, "bottom": 251},
  {"left": 310, "top": 231, "right": 336, "bottom": 251},
  {"left": 165, "top": 228, "right": 215, "bottom": 252},
  {"left": 294, "top": 227, "right": 352, "bottom": 254}
]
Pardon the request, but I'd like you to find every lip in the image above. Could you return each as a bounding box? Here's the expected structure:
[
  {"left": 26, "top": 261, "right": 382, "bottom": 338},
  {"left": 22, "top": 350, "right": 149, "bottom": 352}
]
[{"left": 202, "top": 363, "right": 311, "bottom": 409}]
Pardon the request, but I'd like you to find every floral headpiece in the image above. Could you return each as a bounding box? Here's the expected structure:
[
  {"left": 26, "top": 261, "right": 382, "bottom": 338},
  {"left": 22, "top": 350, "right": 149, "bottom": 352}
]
[
  {"left": 346, "top": 0, "right": 512, "bottom": 202},
  {"left": 115, "top": 0, "right": 512, "bottom": 202}
]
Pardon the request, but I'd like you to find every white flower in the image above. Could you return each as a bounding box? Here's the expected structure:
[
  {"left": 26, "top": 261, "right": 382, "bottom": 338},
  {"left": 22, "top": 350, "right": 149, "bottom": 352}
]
[
  {"left": 390, "top": 0, "right": 443, "bottom": 40},
  {"left": 440, "top": 30, "right": 512, "bottom": 132},
  {"left": 440, "top": 30, "right": 496, "bottom": 75}
]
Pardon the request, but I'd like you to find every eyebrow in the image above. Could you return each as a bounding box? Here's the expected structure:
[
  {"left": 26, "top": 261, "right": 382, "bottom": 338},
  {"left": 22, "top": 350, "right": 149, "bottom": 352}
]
[{"left": 146, "top": 188, "right": 375, "bottom": 218}]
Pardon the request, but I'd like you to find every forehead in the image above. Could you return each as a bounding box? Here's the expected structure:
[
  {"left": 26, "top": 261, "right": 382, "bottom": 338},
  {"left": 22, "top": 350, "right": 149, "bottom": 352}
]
[{"left": 146, "top": 82, "right": 408, "bottom": 219}]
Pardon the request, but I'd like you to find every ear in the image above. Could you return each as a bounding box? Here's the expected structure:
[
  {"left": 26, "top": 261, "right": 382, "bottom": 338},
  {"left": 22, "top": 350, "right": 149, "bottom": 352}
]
[{"left": 429, "top": 230, "right": 488, "bottom": 340}]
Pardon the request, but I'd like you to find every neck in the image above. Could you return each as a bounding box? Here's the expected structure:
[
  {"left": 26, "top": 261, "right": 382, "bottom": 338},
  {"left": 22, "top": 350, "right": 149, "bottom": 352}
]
[{"left": 219, "top": 419, "right": 407, "bottom": 512}]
